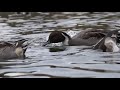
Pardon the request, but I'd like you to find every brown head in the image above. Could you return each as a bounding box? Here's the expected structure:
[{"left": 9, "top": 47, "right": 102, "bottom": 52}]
[{"left": 43, "top": 31, "right": 71, "bottom": 46}]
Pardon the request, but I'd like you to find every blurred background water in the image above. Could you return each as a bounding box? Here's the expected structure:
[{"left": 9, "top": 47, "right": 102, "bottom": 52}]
[{"left": 0, "top": 12, "right": 120, "bottom": 78}]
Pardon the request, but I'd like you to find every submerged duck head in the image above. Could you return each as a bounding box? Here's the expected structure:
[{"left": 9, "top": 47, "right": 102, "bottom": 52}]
[
  {"left": 43, "top": 31, "right": 71, "bottom": 46},
  {"left": 93, "top": 30, "right": 120, "bottom": 52}
]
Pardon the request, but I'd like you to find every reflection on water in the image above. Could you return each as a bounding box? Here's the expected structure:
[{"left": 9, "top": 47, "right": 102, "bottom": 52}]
[
  {"left": 49, "top": 46, "right": 67, "bottom": 52},
  {"left": 0, "top": 12, "right": 120, "bottom": 78}
]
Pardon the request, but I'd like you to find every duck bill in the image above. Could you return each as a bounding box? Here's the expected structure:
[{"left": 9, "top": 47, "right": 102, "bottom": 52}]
[{"left": 43, "top": 41, "right": 50, "bottom": 46}]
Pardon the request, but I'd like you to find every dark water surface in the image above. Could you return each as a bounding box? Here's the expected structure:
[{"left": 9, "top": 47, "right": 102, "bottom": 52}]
[{"left": 0, "top": 12, "right": 120, "bottom": 78}]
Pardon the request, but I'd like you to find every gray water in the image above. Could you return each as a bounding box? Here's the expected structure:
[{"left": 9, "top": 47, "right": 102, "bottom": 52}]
[{"left": 0, "top": 12, "right": 120, "bottom": 78}]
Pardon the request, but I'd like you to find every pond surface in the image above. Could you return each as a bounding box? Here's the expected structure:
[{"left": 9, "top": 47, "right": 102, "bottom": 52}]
[{"left": 0, "top": 12, "right": 120, "bottom": 78}]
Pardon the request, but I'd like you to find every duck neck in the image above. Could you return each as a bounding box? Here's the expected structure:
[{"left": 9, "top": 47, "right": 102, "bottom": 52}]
[
  {"left": 112, "top": 44, "right": 119, "bottom": 52},
  {"left": 61, "top": 32, "right": 71, "bottom": 45}
]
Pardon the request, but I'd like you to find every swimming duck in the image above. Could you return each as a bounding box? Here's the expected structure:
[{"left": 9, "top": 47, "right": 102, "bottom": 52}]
[
  {"left": 0, "top": 39, "right": 28, "bottom": 60},
  {"left": 43, "top": 29, "right": 109, "bottom": 46},
  {"left": 93, "top": 30, "right": 120, "bottom": 52}
]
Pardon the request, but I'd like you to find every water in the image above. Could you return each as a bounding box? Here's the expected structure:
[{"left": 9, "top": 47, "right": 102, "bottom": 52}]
[{"left": 0, "top": 12, "right": 120, "bottom": 78}]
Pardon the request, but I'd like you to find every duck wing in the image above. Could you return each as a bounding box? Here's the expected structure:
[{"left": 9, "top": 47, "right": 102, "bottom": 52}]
[
  {"left": 82, "top": 31, "right": 106, "bottom": 39},
  {"left": 0, "top": 42, "right": 13, "bottom": 48},
  {"left": 72, "top": 30, "right": 107, "bottom": 40}
]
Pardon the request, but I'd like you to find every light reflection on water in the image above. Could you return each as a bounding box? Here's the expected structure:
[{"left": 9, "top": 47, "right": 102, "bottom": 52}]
[{"left": 0, "top": 12, "right": 120, "bottom": 78}]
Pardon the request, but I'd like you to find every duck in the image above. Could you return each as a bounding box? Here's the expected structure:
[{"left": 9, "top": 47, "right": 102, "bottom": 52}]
[
  {"left": 43, "top": 29, "right": 110, "bottom": 46},
  {"left": 0, "top": 39, "right": 28, "bottom": 60},
  {"left": 93, "top": 30, "right": 120, "bottom": 52}
]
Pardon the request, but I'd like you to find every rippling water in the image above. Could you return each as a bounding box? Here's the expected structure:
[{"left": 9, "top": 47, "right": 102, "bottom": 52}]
[{"left": 1, "top": 12, "right": 120, "bottom": 78}]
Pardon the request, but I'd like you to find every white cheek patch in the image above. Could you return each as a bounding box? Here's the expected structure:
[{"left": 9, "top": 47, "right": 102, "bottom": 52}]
[{"left": 105, "top": 37, "right": 119, "bottom": 52}]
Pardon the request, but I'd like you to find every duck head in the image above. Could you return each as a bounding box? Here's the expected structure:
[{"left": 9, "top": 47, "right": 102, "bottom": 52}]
[
  {"left": 93, "top": 30, "right": 120, "bottom": 52},
  {"left": 43, "top": 31, "right": 71, "bottom": 46},
  {"left": 14, "top": 39, "right": 28, "bottom": 59}
]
